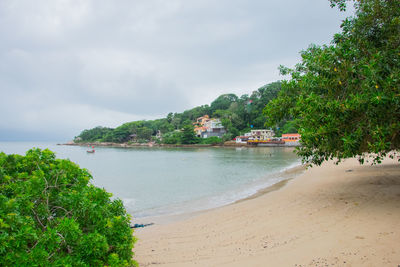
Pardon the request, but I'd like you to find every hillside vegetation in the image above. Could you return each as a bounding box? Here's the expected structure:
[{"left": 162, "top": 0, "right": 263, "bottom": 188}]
[{"left": 75, "top": 81, "right": 296, "bottom": 144}]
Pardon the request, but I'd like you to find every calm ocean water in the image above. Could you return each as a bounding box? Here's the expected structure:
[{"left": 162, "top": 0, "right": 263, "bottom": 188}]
[{"left": 0, "top": 142, "right": 301, "bottom": 218}]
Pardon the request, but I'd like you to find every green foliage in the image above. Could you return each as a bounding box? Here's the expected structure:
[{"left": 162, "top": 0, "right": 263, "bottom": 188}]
[
  {"left": 265, "top": 0, "right": 400, "bottom": 165},
  {"left": 273, "top": 120, "right": 299, "bottom": 137},
  {"left": 107, "top": 125, "right": 131, "bottom": 143},
  {"left": 162, "top": 131, "right": 183, "bottom": 145},
  {"left": 136, "top": 127, "right": 153, "bottom": 141},
  {"left": 210, "top": 94, "right": 239, "bottom": 113},
  {"left": 181, "top": 124, "right": 199, "bottom": 144},
  {"left": 76, "top": 120, "right": 168, "bottom": 143},
  {"left": 162, "top": 129, "right": 224, "bottom": 145},
  {"left": 281, "top": 120, "right": 298, "bottom": 134},
  {"left": 74, "top": 126, "right": 113, "bottom": 142},
  {"left": 198, "top": 136, "right": 223, "bottom": 145},
  {"left": 0, "top": 149, "right": 137, "bottom": 266},
  {"left": 209, "top": 83, "right": 281, "bottom": 137},
  {"left": 222, "top": 133, "right": 234, "bottom": 142}
]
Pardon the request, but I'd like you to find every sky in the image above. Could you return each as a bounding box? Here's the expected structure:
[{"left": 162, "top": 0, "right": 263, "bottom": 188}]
[{"left": 0, "top": 0, "right": 353, "bottom": 141}]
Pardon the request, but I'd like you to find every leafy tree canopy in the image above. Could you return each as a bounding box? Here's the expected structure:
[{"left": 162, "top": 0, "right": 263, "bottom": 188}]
[
  {"left": 210, "top": 94, "right": 239, "bottom": 113},
  {"left": 76, "top": 126, "right": 113, "bottom": 142},
  {"left": 181, "top": 124, "right": 198, "bottom": 144},
  {"left": 0, "top": 149, "right": 137, "bottom": 266},
  {"left": 264, "top": 0, "right": 400, "bottom": 165}
]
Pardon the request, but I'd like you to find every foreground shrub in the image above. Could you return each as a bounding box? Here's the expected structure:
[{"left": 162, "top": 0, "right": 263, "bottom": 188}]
[{"left": 0, "top": 149, "right": 137, "bottom": 266}]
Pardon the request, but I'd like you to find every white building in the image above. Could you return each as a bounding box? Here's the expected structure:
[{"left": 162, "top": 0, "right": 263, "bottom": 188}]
[
  {"left": 250, "top": 129, "right": 274, "bottom": 140},
  {"left": 235, "top": 136, "right": 249, "bottom": 144},
  {"left": 201, "top": 119, "right": 226, "bottom": 138}
]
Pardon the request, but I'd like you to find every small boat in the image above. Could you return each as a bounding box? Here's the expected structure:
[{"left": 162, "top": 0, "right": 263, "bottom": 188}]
[{"left": 87, "top": 145, "right": 95, "bottom": 153}]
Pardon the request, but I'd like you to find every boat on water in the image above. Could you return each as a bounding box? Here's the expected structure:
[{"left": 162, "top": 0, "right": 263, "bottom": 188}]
[{"left": 87, "top": 145, "right": 95, "bottom": 153}]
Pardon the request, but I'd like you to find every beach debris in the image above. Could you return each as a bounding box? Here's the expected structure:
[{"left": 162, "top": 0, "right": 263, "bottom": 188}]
[
  {"left": 345, "top": 169, "right": 353, "bottom": 172},
  {"left": 131, "top": 223, "right": 154, "bottom": 228}
]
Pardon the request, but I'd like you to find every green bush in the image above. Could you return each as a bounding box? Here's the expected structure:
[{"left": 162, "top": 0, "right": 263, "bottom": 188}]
[
  {"left": 0, "top": 149, "right": 137, "bottom": 266},
  {"left": 199, "top": 136, "right": 223, "bottom": 145},
  {"left": 222, "top": 133, "right": 234, "bottom": 142},
  {"left": 162, "top": 131, "right": 182, "bottom": 144}
]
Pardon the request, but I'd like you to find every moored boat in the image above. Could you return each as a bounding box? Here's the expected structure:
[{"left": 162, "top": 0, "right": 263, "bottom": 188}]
[{"left": 87, "top": 145, "right": 95, "bottom": 153}]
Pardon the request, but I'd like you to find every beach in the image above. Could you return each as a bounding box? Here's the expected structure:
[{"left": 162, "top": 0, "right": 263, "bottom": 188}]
[{"left": 134, "top": 158, "right": 400, "bottom": 266}]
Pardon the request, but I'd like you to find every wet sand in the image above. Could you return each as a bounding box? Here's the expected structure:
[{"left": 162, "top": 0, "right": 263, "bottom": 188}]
[{"left": 134, "top": 158, "right": 400, "bottom": 266}]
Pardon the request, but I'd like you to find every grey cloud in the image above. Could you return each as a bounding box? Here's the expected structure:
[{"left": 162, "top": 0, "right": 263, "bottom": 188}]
[{"left": 0, "top": 0, "right": 353, "bottom": 140}]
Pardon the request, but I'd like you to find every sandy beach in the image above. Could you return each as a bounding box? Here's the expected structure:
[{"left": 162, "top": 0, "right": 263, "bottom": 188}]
[{"left": 134, "top": 158, "right": 400, "bottom": 266}]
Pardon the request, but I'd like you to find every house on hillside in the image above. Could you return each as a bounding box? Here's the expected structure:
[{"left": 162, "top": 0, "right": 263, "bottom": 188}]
[
  {"left": 195, "top": 115, "right": 210, "bottom": 126},
  {"left": 201, "top": 118, "right": 226, "bottom": 138},
  {"left": 194, "top": 115, "right": 211, "bottom": 137},
  {"left": 194, "top": 126, "right": 207, "bottom": 137},
  {"left": 250, "top": 129, "right": 274, "bottom": 140},
  {"left": 194, "top": 115, "right": 226, "bottom": 138}
]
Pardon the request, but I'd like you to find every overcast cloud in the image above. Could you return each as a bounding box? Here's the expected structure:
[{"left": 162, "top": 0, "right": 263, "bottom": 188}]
[{"left": 0, "top": 0, "right": 353, "bottom": 141}]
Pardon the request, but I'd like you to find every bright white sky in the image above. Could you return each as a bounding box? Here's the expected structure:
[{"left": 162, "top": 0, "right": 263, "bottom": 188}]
[{"left": 0, "top": 0, "right": 353, "bottom": 141}]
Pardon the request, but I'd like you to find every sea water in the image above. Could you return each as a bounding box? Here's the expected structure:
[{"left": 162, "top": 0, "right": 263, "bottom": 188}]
[{"left": 0, "top": 142, "right": 301, "bottom": 218}]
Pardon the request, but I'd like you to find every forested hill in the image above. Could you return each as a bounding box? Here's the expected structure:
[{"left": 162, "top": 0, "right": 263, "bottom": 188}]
[{"left": 74, "top": 81, "right": 296, "bottom": 144}]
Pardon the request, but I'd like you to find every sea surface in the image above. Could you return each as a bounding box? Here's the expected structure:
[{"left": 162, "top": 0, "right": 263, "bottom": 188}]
[{"left": 0, "top": 142, "right": 301, "bottom": 218}]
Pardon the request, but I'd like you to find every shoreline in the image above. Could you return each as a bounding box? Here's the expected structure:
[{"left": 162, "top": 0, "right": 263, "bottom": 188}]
[
  {"left": 134, "top": 158, "right": 400, "bottom": 266},
  {"left": 133, "top": 163, "right": 305, "bottom": 226},
  {"left": 60, "top": 141, "right": 299, "bottom": 148}
]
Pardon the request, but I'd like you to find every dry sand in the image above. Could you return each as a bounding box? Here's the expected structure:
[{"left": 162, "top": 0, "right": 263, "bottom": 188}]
[{"left": 134, "top": 158, "right": 400, "bottom": 266}]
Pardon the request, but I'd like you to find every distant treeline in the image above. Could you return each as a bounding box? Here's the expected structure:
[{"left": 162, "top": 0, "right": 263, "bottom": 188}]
[{"left": 74, "top": 81, "right": 297, "bottom": 144}]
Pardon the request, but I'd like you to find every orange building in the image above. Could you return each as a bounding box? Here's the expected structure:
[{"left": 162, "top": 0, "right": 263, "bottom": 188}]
[
  {"left": 194, "top": 115, "right": 211, "bottom": 137},
  {"left": 195, "top": 115, "right": 210, "bottom": 126},
  {"left": 282, "top": 133, "right": 301, "bottom": 142}
]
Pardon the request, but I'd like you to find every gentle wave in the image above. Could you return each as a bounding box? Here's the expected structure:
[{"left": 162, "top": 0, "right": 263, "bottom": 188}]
[{"left": 131, "top": 160, "right": 303, "bottom": 219}]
